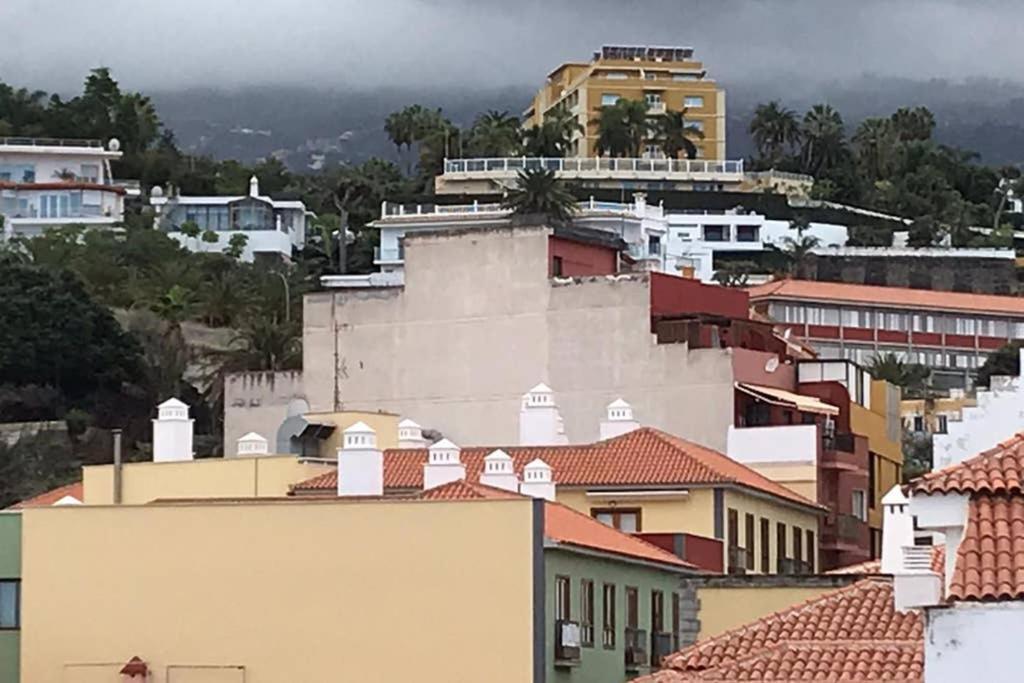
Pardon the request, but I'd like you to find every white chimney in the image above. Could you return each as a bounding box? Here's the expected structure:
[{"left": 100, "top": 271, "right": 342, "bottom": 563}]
[
  {"left": 236, "top": 432, "right": 269, "bottom": 457},
  {"left": 894, "top": 545, "right": 942, "bottom": 612},
  {"left": 423, "top": 438, "right": 466, "bottom": 490},
  {"left": 398, "top": 418, "right": 428, "bottom": 449},
  {"left": 337, "top": 421, "right": 383, "bottom": 497},
  {"left": 519, "top": 458, "right": 556, "bottom": 501},
  {"left": 480, "top": 449, "right": 519, "bottom": 492},
  {"left": 519, "top": 383, "right": 570, "bottom": 446},
  {"left": 152, "top": 398, "right": 194, "bottom": 462},
  {"left": 881, "top": 486, "right": 913, "bottom": 575},
  {"left": 600, "top": 398, "right": 640, "bottom": 440},
  {"left": 249, "top": 175, "right": 260, "bottom": 197}
]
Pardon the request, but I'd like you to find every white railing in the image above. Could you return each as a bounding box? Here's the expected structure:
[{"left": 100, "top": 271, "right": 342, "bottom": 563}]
[
  {"left": 746, "top": 169, "right": 815, "bottom": 184},
  {"left": 443, "top": 157, "right": 745, "bottom": 177},
  {"left": 0, "top": 137, "right": 104, "bottom": 148},
  {"left": 379, "top": 197, "right": 664, "bottom": 221}
]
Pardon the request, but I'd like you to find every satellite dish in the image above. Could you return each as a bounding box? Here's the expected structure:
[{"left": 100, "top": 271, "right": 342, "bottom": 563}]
[
  {"left": 765, "top": 357, "right": 780, "bottom": 373},
  {"left": 107, "top": 138, "right": 121, "bottom": 152}
]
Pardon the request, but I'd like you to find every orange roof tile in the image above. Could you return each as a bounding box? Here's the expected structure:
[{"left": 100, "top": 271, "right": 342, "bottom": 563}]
[
  {"left": 637, "top": 578, "right": 922, "bottom": 682},
  {"left": 7, "top": 481, "right": 83, "bottom": 509},
  {"left": 419, "top": 480, "right": 694, "bottom": 569},
  {"left": 912, "top": 433, "right": 1024, "bottom": 496},
  {"left": 747, "top": 278, "right": 1024, "bottom": 317},
  {"left": 292, "top": 428, "right": 820, "bottom": 511},
  {"left": 949, "top": 493, "right": 1024, "bottom": 602}
]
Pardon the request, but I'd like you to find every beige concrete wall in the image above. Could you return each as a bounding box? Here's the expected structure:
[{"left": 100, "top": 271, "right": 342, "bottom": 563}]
[
  {"left": 724, "top": 488, "right": 821, "bottom": 574},
  {"left": 555, "top": 488, "right": 717, "bottom": 537},
  {"left": 223, "top": 370, "right": 305, "bottom": 454},
  {"left": 82, "top": 456, "right": 335, "bottom": 505},
  {"left": 303, "top": 410, "right": 400, "bottom": 455},
  {"left": 21, "top": 498, "right": 537, "bottom": 683},
  {"left": 746, "top": 462, "right": 818, "bottom": 502},
  {"left": 697, "top": 584, "right": 835, "bottom": 639},
  {"left": 303, "top": 227, "right": 737, "bottom": 450}
]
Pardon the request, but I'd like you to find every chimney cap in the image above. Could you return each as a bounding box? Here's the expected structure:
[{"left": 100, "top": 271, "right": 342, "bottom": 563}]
[
  {"left": 524, "top": 457, "right": 551, "bottom": 470},
  {"left": 238, "top": 432, "right": 267, "bottom": 442},
  {"left": 344, "top": 421, "right": 375, "bottom": 434},
  {"left": 430, "top": 437, "right": 460, "bottom": 450},
  {"left": 528, "top": 382, "right": 553, "bottom": 394},
  {"left": 158, "top": 397, "right": 188, "bottom": 409},
  {"left": 399, "top": 418, "right": 421, "bottom": 428},
  {"left": 882, "top": 485, "right": 909, "bottom": 506},
  {"left": 484, "top": 448, "right": 513, "bottom": 461},
  {"left": 608, "top": 398, "right": 630, "bottom": 409}
]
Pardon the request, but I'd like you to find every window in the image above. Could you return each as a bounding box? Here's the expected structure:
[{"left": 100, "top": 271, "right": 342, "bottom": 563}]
[
  {"left": 852, "top": 490, "right": 868, "bottom": 521},
  {"left": 592, "top": 508, "right": 641, "bottom": 532},
  {"left": 806, "top": 530, "right": 816, "bottom": 573},
  {"left": 648, "top": 235, "right": 661, "bottom": 256},
  {"left": 601, "top": 93, "right": 621, "bottom": 106},
  {"left": 580, "top": 579, "right": 595, "bottom": 647},
  {"left": 776, "top": 523, "right": 788, "bottom": 573},
  {"left": 556, "top": 575, "right": 571, "bottom": 621},
  {"left": 79, "top": 163, "right": 100, "bottom": 183},
  {"left": 936, "top": 415, "right": 948, "bottom": 434},
  {"left": 626, "top": 587, "right": 639, "bottom": 629},
  {"left": 868, "top": 454, "right": 877, "bottom": 509},
  {"left": 645, "top": 92, "right": 663, "bottom": 106},
  {"left": 736, "top": 225, "right": 759, "bottom": 242},
  {"left": 602, "top": 584, "right": 616, "bottom": 648},
  {"left": 703, "top": 225, "right": 727, "bottom": 242},
  {"left": 745, "top": 513, "right": 755, "bottom": 571},
  {"left": 672, "top": 73, "right": 699, "bottom": 81},
  {"left": 552, "top": 256, "right": 564, "bottom": 277},
  {"left": 912, "top": 415, "right": 924, "bottom": 433},
  {"left": 603, "top": 72, "right": 629, "bottom": 80},
  {"left": 793, "top": 527, "right": 803, "bottom": 573},
  {"left": 689, "top": 120, "right": 705, "bottom": 133},
  {"left": 684, "top": 95, "right": 705, "bottom": 108},
  {"left": 760, "top": 518, "right": 770, "bottom": 573},
  {"left": 0, "top": 580, "right": 18, "bottom": 629},
  {"left": 651, "top": 590, "right": 664, "bottom": 665}
]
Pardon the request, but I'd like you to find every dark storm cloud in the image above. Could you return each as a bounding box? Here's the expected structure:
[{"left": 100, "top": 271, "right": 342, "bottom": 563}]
[{"left": 1, "top": 0, "right": 1020, "bottom": 91}]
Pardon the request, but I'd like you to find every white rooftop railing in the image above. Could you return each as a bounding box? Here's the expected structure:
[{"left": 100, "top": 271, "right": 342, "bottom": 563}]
[{"left": 442, "top": 157, "right": 745, "bottom": 177}]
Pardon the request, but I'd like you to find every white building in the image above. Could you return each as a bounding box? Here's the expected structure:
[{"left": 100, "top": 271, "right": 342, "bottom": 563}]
[
  {"left": 150, "top": 176, "right": 312, "bottom": 262},
  {"left": 0, "top": 137, "right": 126, "bottom": 238}
]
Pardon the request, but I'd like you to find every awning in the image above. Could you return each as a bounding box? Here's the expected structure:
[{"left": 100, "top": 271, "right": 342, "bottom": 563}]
[
  {"left": 297, "top": 421, "right": 336, "bottom": 441},
  {"left": 736, "top": 382, "right": 840, "bottom": 416}
]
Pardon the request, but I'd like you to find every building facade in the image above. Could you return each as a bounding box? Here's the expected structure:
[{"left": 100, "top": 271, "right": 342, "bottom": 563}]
[
  {"left": 750, "top": 279, "right": 1024, "bottom": 390},
  {"left": 0, "top": 512, "right": 19, "bottom": 683},
  {"left": 0, "top": 137, "right": 126, "bottom": 237},
  {"left": 525, "top": 46, "right": 726, "bottom": 161},
  {"left": 150, "top": 176, "right": 310, "bottom": 261}
]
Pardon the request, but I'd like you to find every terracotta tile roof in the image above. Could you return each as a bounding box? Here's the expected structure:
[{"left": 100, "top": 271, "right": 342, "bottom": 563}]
[
  {"left": 637, "top": 578, "right": 922, "bottom": 682},
  {"left": 911, "top": 433, "right": 1024, "bottom": 496},
  {"left": 6, "top": 481, "right": 83, "bottom": 509},
  {"left": 419, "top": 480, "right": 694, "bottom": 569},
  {"left": 747, "top": 278, "right": 1024, "bottom": 317},
  {"left": 292, "top": 427, "right": 820, "bottom": 510},
  {"left": 826, "top": 546, "right": 945, "bottom": 577},
  {"left": 948, "top": 493, "right": 1024, "bottom": 602}
]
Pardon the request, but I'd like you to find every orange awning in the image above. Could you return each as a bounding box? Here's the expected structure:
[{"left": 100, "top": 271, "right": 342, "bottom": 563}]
[{"left": 736, "top": 382, "right": 840, "bottom": 416}]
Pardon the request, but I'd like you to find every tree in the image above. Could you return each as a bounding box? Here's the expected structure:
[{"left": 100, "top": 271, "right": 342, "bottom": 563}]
[
  {"left": 800, "top": 104, "right": 847, "bottom": 176},
  {"left": 225, "top": 233, "right": 249, "bottom": 260},
  {"left": 0, "top": 431, "right": 80, "bottom": 509},
  {"left": 467, "top": 110, "right": 521, "bottom": 157},
  {"left": 595, "top": 99, "right": 648, "bottom": 158},
  {"left": 906, "top": 216, "right": 943, "bottom": 247},
  {"left": 219, "top": 316, "right": 302, "bottom": 373},
  {"left": 890, "top": 106, "right": 936, "bottom": 142},
  {"left": 852, "top": 118, "right": 899, "bottom": 180},
  {"left": 779, "top": 217, "right": 820, "bottom": 278},
  {"left": 749, "top": 101, "right": 800, "bottom": 165},
  {"left": 522, "top": 108, "right": 582, "bottom": 157},
  {"left": 712, "top": 261, "right": 759, "bottom": 287},
  {"left": 200, "top": 229, "right": 219, "bottom": 251},
  {"left": 867, "top": 353, "right": 931, "bottom": 396},
  {"left": 902, "top": 431, "right": 933, "bottom": 482},
  {"left": 976, "top": 342, "right": 1022, "bottom": 389},
  {"left": 502, "top": 168, "right": 578, "bottom": 224},
  {"left": 654, "top": 109, "right": 704, "bottom": 160}
]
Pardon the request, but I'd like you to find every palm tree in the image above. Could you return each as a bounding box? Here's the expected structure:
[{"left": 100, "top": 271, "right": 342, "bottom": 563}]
[
  {"left": 749, "top": 101, "right": 800, "bottom": 165},
  {"left": 780, "top": 217, "right": 820, "bottom": 278},
  {"left": 467, "top": 110, "right": 521, "bottom": 157},
  {"left": 800, "top": 104, "right": 847, "bottom": 176},
  {"left": 852, "top": 118, "right": 899, "bottom": 180},
  {"left": 890, "top": 106, "right": 935, "bottom": 142},
  {"left": 502, "top": 168, "right": 578, "bottom": 224},
  {"left": 868, "top": 353, "right": 931, "bottom": 396},
  {"left": 595, "top": 99, "right": 649, "bottom": 158},
  {"left": 523, "top": 108, "right": 583, "bottom": 157},
  {"left": 654, "top": 109, "right": 704, "bottom": 160},
  {"left": 220, "top": 316, "right": 302, "bottom": 373}
]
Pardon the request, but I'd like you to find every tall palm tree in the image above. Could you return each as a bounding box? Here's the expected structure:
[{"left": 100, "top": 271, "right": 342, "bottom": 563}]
[
  {"left": 502, "top": 168, "right": 578, "bottom": 224},
  {"left": 852, "top": 118, "right": 899, "bottom": 180},
  {"left": 780, "top": 218, "right": 820, "bottom": 278},
  {"left": 595, "top": 99, "right": 648, "bottom": 157},
  {"left": 523, "top": 108, "right": 583, "bottom": 157},
  {"left": 868, "top": 353, "right": 931, "bottom": 396},
  {"left": 467, "top": 110, "right": 521, "bottom": 157},
  {"left": 890, "top": 106, "right": 935, "bottom": 142},
  {"left": 800, "top": 104, "right": 846, "bottom": 176},
  {"left": 654, "top": 109, "right": 704, "bottom": 160},
  {"left": 749, "top": 101, "right": 800, "bottom": 165}
]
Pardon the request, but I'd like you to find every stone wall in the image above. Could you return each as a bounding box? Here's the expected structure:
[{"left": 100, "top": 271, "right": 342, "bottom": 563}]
[{"left": 811, "top": 254, "right": 1018, "bottom": 294}]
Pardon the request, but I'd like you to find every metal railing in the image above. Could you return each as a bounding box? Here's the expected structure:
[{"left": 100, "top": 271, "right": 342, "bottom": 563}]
[
  {"left": 746, "top": 169, "right": 815, "bottom": 183},
  {"left": 0, "top": 137, "right": 104, "bottom": 148},
  {"left": 822, "top": 432, "right": 856, "bottom": 453},
  {"left": 650, "top": 632, "right": 675, "bottom": 668},
  {"left": 555, "top": 620, "right": 582, "bottom": 662},
  {"left": 727, "top": 546, "right": 748, "bottom": 574},
  {"left": 624, "top": 627, "right": 648, "bottom": 668},
  {"left": 830, "top": 513, "right": 866, "bottom": 543},
  {"left": 443, "top": 157, "right": 745, "bottom": 176},
  {"left": 379, "top": 197, "right": 663, "bottom": 221}
]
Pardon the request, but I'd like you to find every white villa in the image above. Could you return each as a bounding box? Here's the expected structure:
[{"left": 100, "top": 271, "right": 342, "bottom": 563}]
[
  {"left": 151, "top": 176, "right": 312, "bottom": 262},
  {"left": 0, "top": 137, "right": 128, "bottom": 238}
]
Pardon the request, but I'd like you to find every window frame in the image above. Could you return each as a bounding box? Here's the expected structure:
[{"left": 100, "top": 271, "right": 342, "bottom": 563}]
[
  {"left": 776, "top": 522, "right": 788, "bottom": 573},
  {"left": 806, "top": 529, "right": 816, "bottom": 573},
  {"left": 760, "top": 518, "right": 770, "bottom": 573},
  {"left": 745, "top": 513, "right": 756, "bottom": 571},
  {"left": 555, "top": 575, "right": 571, "bottom": 622},
  {"left": 852, "top": 489, "right": 868, "bottom": 522},
  {"left": 590, "top": 507, "right": 642, "bottom": 533},
  {"left": 602, "top": 583, "right": 616, "bottom": 649},
  {"left": 580, "top": 579, "right": 595, "bottom": 647},
  {"left": 626, "top": 586, "right": 639, "bottom": 629},
  {"left": 793, "top": 526, "right": 803, "bottom": 573},
  {"left": 0, "top": 580, "right": 20, "bottom": 630}
]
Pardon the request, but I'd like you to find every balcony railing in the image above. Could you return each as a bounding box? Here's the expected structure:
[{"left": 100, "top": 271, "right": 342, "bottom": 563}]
[
  {"left": 778, "top": 558, "right": 813, "bottom": 575},
  {"left": 373, "top": 246, "right": 405, "bottom": 262},
  {"left": 650, "top": 632, "right": 675, "bottom": 668},
  {"left": 624, "top": 627, "right": 648, "bottom": 669},
  {"left": 647, "top": 101, "right": 667, "bottom": 114},
  {"left": 0, "top": 137, "right": 104, "bottom": 148},
  {"left": 822, "top": 431, "right": 856, "bottom": 454},
  {"left": 443, "top": 157, "right": 745, "bottom": 177},
  {"left": 555, "top": 620, "right": 582, "bottom": 663}
]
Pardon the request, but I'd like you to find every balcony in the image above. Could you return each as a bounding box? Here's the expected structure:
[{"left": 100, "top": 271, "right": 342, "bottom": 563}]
[
  {"left": 650, "top": 632, "right": 675, "bottom": 668},
  {"left": 441, "top": 157, "right": 745, "bottom": 183},
  {"left": 778, "top": 558, "right": 814, "bottom": 575},
  {"left": 624, "top": 627, "right": 648, "bottom": 670},
  {"left": 647, "top": 101, "right": 667, "bottom": 115},
  {"left": 555, "top": 620, "right": 582, "bottom": 665},
  {"left": 0, "top": 137, "right": 103, "bottom": 148},
  {"left": 822, "top": 512, "right": 870, "bottom": 552}
]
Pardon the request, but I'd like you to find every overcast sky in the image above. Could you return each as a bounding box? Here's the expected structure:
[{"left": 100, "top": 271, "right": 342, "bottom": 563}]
[{"left": 2, "top": 0, "right": 1020, "bottom": 92}]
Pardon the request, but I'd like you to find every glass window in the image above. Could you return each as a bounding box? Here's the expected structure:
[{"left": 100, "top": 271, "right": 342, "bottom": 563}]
[
  {"left": 806, "top": 530, "right": 815, "bottom": 573},
  {"left": 626, "top": 587, "right": 639, "bottom": 628},
  {"left": 760, "top": 518, "right": 770, "bottom": 573},
  {"left": 0, "top": 580, "right": 18, "bottom": 629},
  {"left": 79, "top": 164, "right": 100, "bottom": 183},
  {"left": 644, "top": 92, "right": 662, "bottom": 106},
  {"left": 601, "top": 93, "right": 621, "bottom": 106},
  {"left": 776, "top": 523, "right": 788, "bottom": 573},
  {"left": 736, "top": 225, "right": 759, "bottom": 242},
  {"left": 703, "top": 225, "right": 727, "bottom": 242},
  {"left": 580, "top": 580, "right": 594, "bottom": 647},
  {"left": 852, "top": 490, "right": 868, "bottom": 521},
  {"left": 555, "top": 575, "right": 571, "bottom": 621},
  {"left": 684, "top": 96, "right": 705, "bottom": 108},
  {"left": 745, "top": 513, "right": 755, "bottom": 571},
  {"left": 602, "top": 584, "right": 616, "bottom": 648},
  {"left": 793, "top": 527, "right": 803, "bottom": 572},
  {"left": 592, "top": 508, "right": 640, "bottom": 532}
]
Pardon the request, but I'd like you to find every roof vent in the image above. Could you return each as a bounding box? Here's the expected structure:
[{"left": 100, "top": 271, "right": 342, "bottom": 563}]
[
  {"left": 424, "top": 438, "right": 466, "bottom": 490},
  {"left": 519, "top": 458, "right": 556, "bottom": 501},
  {"left": 600, "top": 398, "right": 640, "bottom": 439},
  {"left": 894, "top": 545, "right": 941, "bottom": 611},
  {"left": 398, "top": 418, "right": 428, "bottom": 449},
  {"left": 519, "top": 382, "right": 570, "bottom": 446},
  {"left": 236, "top": 432, "right": 269, "bottom": 457},
  {"left": 480, "top": 449, "right": 519, "bottom": 492},
  {"left": 338, "top": 422, "right": 382, "bottom": 496}
]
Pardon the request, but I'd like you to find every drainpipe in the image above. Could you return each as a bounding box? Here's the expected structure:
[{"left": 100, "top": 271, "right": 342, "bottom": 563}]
[{"left": 113, "top": 429, "right": 123, "bottom": 504}]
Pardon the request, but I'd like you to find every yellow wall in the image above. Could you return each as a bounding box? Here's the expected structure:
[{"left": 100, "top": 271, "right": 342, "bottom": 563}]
[
  {"left": 21, "top": 498, "right": 537, "bottom": 683},
  {"left": 724, "top": 489, "right": 821, "bottom": 574},
  {"left": 554, "top": 487, "right": 716, "bottom": 538},
  {"left": 697, "top": 584, "right": 837, "bottom": 639},
  {"left": 303, "top": 410, "right": 400, "bottom": 456},
  {"left": 83, "top": 456, "right": 335, "bottom": 505},
  {"left": 746, "top": 463, "right": 818, "bottom": 503},
  {"left": 852, "top": 380, "right": 904, "bottom": 531}
]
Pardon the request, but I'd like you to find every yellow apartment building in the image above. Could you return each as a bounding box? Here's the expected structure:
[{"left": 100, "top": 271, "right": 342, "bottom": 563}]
[{"left": 525, "top": 45, "right": 726, "bottom": 160}]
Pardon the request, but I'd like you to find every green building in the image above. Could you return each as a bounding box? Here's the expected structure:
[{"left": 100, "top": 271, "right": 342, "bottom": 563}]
[{"left": 0, "top": 511, "right": 21, "bottom": 683}]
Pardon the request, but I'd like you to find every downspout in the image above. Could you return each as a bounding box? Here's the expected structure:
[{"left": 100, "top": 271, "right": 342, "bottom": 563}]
[{"left": 112, "top": 429, "right": 123, "bottom": 504}]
